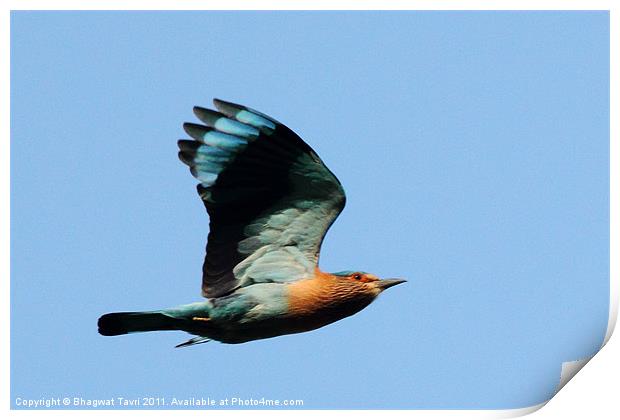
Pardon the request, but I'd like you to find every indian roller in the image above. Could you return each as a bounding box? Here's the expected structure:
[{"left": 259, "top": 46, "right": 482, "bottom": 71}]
[{"left": 98, "top": 99, "right": 405, "bottom": 346}]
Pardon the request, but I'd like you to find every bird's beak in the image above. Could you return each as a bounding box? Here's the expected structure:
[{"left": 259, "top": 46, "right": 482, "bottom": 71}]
[{"left": 377, "top": 278, "right": 407, "bottom": 290}]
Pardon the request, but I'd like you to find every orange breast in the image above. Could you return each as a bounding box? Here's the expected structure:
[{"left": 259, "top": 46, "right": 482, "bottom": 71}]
[
  {"left": 286, "top": 269, "right": 376, "bottom": 319},
  {"left": 283, "top": 269, "right": 379, "bottom": 333},
  {"left": 286, "top": 269, "right": 335, "bottom": 317}
]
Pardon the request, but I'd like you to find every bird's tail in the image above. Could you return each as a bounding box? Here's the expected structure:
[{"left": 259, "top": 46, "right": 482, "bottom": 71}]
[{"left": 98, "top": 311, "right": 180, "bottom": 336}]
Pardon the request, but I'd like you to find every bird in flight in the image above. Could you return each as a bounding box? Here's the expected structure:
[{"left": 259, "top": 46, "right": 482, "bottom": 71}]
[{"left": 98, "top": 99, "right": 405, "bottom": 347}]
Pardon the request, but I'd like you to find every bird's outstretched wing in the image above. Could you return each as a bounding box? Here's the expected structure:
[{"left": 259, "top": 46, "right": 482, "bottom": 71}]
[{"left": 178, "top": 99, "right": 346, "bottom": 298}]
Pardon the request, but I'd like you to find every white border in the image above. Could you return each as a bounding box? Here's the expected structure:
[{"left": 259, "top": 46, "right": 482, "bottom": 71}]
[{"left": 2, "top": 1, "right": 617, "bottom": 418}]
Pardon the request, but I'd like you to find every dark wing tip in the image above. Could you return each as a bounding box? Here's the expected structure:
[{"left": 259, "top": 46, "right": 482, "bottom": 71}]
[
  {"left": 177, "top": 139, "right": 198, "bottom": 151},
  {"left": 193, "top": 105, "right": 208, "bottom": 114},
  {"left": 183, "top": 122, "right": 211, "bottom": 140},
  {"left": 178, "top": 151, "right": 194, "bottom": 166},
  {"left": 193, "top": 106, "right": 223, "bottom": 126},
  {"left": 212, "top": 98, "right": 243, "bottom": 118},
  {"left": 212, "top": 98, "right": 227, "bottom": 108}
]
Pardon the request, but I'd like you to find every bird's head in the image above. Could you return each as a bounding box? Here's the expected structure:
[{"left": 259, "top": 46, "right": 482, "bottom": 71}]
[{"left": 332, "top": 271, "right": 406, "bottom": 297}]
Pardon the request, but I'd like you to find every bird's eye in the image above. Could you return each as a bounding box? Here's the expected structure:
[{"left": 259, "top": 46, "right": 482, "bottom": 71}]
[{"left": 353, "top": 274, "right": 362, "bottom": 281}]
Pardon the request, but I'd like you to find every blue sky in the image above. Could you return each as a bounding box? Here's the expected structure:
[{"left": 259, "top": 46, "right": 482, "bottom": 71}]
[{"left": 11, "top": 11, "right": 609, "bottom": 409}]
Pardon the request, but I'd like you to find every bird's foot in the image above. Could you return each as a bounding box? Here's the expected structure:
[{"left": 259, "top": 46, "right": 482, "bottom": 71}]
[{"left": 175, "top": 336, "right": 211, "bottom": 348}]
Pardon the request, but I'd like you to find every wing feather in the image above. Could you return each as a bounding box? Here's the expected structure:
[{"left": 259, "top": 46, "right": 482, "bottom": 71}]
[{"left": 178, "top": 99, "right": 346, "bottom": 298}]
